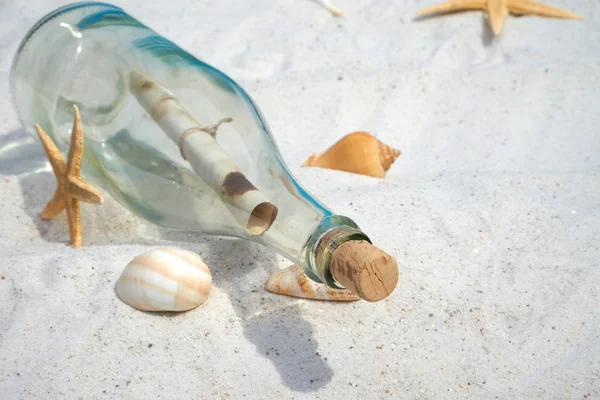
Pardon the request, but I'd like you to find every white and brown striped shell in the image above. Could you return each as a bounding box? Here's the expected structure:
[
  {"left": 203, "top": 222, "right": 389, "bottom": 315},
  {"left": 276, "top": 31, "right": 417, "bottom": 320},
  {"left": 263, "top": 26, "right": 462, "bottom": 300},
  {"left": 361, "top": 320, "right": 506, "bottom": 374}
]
[
  {"left": 303, "top": 131, "right": 400, "bottom": 178},
  {"left": 115, "top": 247, "right": 212, "bottom": 312},
  {"left": 265, "top": 265, "right": 359, "bottom": 301}
]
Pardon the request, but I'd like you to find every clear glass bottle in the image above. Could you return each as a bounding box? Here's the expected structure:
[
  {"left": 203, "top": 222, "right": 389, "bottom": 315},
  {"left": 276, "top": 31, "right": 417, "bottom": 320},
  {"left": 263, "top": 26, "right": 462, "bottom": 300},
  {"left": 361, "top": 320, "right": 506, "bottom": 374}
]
[{"left": 10, "top": 2, "right": 392, "bottom": 293}]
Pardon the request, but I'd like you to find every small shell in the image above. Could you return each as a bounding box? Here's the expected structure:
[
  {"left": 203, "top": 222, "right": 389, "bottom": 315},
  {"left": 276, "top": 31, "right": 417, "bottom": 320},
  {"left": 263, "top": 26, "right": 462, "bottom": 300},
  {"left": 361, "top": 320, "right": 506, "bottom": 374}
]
[
  {"left": 265, "top": 265, "right": 360, "bottom": 301},
  {"left": 303, "top": 132, "right": 400, "bottom": 178},
  {"left": 317, "top": 0, "right": 345, "bottom": 17},
  {"left": 116, "top": 247, "right": 212, "bottom": 312}
]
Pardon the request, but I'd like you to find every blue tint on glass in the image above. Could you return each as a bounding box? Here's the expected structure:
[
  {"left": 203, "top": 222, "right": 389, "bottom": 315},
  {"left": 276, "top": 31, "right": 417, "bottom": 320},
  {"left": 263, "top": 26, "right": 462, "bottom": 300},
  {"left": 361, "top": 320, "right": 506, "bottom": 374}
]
[{"left": 78, "top": 9, "right": 144, "bottom": 30}]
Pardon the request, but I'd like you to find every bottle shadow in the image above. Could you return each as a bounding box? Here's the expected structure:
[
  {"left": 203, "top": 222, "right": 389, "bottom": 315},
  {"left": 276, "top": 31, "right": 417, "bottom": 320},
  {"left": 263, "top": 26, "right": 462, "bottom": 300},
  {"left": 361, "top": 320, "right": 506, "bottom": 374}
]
[
  {"left": 0, "top": 127, "right": 199, "bottom": 246},
  {"left": 481, "top": 17, "right": 497, "bottom": 47},
  {"left": 0, "top": 128, "right": 48, "bottom": 175},
  {"left": 0, "top": 127, "right": 69, "bottom": 242},
  {"left": 2, "top": 127, "right": 334, "bottom": 392},
  {"left": 196, "top": 238, "right": 335, "bottom": 392},
  {"left": 0, "top": 127, "right": 139, "bottom": 245}
]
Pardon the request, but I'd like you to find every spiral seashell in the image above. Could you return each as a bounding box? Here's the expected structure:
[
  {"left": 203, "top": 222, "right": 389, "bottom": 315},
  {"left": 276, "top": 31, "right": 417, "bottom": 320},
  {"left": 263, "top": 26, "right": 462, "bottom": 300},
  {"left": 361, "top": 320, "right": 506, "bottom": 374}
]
[
  {"left": 264, "top": 265, "right": 360, "bottom": 301},
  {"left": 116, "top": 247, "right": 212, "bottom": 312},
  {"left": 303, "top": 131, "right": 400, "bottom": 178}
]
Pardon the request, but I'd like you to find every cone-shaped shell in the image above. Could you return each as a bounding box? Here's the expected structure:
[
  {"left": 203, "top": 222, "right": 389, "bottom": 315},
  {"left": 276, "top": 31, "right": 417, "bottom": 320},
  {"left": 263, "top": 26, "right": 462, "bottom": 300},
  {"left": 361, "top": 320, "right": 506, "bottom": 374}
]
[
  {"left": 116, "top": 247, "right": 212, "bottom": 312},
  {"left": 303, "top": 132, "right": 400, "bottom": 178},
  {"left": 265, "top": 265, "right": 360, "bottom": 301}
]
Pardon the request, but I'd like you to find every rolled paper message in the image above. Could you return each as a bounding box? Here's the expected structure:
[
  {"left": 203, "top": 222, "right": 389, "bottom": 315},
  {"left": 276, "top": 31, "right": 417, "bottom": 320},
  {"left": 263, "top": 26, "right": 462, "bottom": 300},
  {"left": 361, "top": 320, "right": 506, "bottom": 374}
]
[{"left": 129, "top": 70, "right": 277, "bottom": 236}]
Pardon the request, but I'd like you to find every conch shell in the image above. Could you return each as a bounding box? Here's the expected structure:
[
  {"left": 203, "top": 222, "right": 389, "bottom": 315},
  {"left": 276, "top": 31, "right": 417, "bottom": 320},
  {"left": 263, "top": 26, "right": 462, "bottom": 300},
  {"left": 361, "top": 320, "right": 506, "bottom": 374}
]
[
  {"left": 115, "top": 247, "right": 212, "bottom": 312},
  {"left": 264, "top": 265, "right": 360, "bottom": 301},
  {"left": 303, "top": 131, "right": 400, "bottom": 178}
]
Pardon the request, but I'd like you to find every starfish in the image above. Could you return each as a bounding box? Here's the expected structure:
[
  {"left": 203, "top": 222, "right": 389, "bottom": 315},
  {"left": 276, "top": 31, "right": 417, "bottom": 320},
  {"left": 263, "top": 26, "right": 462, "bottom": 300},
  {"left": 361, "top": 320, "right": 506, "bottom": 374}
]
[
  {"left": 416, "top": 0, "right": 582, "bottom": 35},
  {"left": 34, "top": 105, "right": 103, "bottom": 248}
]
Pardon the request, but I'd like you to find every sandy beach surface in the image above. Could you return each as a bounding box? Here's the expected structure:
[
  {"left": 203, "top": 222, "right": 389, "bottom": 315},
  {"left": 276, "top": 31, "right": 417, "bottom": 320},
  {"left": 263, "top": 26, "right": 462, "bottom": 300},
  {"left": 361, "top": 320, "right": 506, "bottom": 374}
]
[{"left": 1, "top": 0, "right": 599, "bottom": 398}]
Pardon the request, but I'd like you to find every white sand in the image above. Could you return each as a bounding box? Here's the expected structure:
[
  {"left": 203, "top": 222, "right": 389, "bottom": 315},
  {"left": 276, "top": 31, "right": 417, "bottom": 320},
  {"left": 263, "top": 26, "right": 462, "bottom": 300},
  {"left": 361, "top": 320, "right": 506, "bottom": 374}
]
[{"left": 1, "top": 0, "right": 599, "bottom": 398}]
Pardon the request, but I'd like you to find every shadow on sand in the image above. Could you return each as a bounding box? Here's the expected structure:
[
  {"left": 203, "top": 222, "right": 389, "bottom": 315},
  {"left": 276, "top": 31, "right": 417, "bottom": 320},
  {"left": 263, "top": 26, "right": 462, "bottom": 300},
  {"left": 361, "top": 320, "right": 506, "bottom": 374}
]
[
  {"left": 413, "top": 11, "right": 498, "bottom": 47},
  {"left": 0, "top": 126, "right": 334, "bottom": 392}
]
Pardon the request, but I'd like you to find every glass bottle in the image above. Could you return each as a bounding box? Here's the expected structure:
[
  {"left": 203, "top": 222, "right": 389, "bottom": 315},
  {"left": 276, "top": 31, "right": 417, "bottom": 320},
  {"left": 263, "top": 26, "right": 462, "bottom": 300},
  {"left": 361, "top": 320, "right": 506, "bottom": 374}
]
[{"left": 10, "top": 2, "right": 398, "bottom": 301}]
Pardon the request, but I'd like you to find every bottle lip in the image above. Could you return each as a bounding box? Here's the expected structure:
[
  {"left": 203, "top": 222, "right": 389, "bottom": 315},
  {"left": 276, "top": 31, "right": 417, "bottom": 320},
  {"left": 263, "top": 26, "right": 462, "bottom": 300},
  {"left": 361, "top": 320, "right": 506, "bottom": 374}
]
[
  {"left": 301, "top": 215, "right": 372, "bottom": 287},
  {"left": 315, "top": 226, "right": 371, "bottom": 289}
]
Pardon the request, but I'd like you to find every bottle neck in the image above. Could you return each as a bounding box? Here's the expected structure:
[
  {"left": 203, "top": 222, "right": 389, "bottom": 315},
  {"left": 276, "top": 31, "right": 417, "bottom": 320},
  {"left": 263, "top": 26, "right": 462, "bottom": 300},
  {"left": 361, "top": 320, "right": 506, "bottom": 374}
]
[{"left": 301, "top": 215, "right": 371, "bottom": 289}]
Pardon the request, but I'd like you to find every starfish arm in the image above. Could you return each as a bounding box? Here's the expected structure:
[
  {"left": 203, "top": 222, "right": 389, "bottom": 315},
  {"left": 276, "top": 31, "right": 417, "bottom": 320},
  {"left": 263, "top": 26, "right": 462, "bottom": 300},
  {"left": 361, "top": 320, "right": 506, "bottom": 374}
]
[
  {"left": 416, "top": 0, "right": 486, "bottom": 15},
  {"left": 486, "top": 0, "right": 509, "bottom": 35},
  {"left": 66, "top": 105, "right": 84, "bottom": 177},
  {"left": 39, "top": 189, "right": 66, "bottom": 220},
  {"left": 508, "top": 0, "right": 583, "bottom": 19},
  {"left": 68, "top": 176, "right": 104, "bottom": 205},
  {"left": 65, "top": 197, "right": 82, "bottom": 248},
  {"left": 35, "top": 124, "right": 66, "bottom": 177}
]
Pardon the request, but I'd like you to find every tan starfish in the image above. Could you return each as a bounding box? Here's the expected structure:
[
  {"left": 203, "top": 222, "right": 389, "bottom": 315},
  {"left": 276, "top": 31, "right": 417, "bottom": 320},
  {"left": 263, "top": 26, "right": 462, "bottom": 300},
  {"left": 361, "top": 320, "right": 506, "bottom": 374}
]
[
  {"left": 35, "top": 105, "right": 103, "bottom": 248},
  {"left": 416, "top": 0, "right": 582, "bottom": 35}
]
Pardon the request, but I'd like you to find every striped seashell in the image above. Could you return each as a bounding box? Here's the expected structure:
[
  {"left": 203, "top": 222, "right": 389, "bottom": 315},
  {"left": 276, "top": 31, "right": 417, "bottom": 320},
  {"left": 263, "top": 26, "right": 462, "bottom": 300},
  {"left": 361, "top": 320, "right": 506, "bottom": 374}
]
[
  {"left": 264, "top": 265, "right": 360, "bottom": 301},
  {"left": 303, "top": 131, "right": 400, "bottom": 178},
  {"left": 116, "top": 247, "right": 212, "bottom": 312}
]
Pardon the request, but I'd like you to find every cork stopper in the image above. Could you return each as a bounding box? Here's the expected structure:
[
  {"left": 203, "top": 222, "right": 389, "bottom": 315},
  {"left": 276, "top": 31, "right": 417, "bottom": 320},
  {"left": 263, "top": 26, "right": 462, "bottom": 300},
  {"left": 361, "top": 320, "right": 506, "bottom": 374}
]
[{"left": 330, "top": 240, "right": 399, "bottom": 302}]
